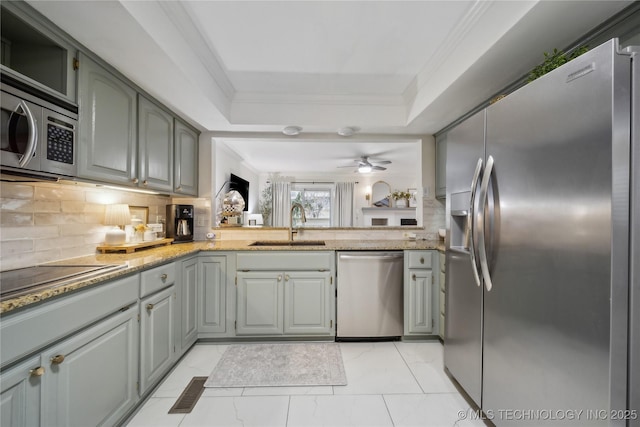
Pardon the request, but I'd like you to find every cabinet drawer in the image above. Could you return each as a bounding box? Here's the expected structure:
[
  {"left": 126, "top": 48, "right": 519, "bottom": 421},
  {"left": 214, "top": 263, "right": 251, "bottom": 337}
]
[
  {"left": 407, "top": 251, "right": 432, "bottom": 269},
  {"left": 1, "top": 274, "right": 138, "bottom": 369},
  {"left": 140, "top": 262, "right": 176, "bottom": 297}
]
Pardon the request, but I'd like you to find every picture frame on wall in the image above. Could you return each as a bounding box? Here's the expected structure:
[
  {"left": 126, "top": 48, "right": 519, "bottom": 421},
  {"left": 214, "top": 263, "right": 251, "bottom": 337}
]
[
  {"left": 408, "top": 188, "right": 418, "bottom": 207},
  {"left": 130, "top": 206, "right": 149, "bottom": 224}
]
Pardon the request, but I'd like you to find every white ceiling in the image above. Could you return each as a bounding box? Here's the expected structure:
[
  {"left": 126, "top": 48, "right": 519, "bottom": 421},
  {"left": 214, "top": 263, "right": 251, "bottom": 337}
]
[{"left": 26, "top": 0, "right": 633, "bottom": 173}]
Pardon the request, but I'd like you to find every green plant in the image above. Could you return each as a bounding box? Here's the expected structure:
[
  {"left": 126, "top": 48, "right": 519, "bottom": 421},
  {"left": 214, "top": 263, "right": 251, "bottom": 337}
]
[
  {"left": 527, "top": 46, "right": 589, "bottom": 82},
  {"left": 391, "top": 190, "right": 411, "bottom": 200}
]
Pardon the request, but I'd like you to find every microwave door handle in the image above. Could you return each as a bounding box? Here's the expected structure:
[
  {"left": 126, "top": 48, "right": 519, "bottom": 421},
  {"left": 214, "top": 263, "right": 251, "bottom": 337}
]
[
  {"left": 16, "top": 100, "right": 38, "bottom": 168},
  {"left": 477, "top": 155, "right": 494, "bottom": 292},
  {"left": 468, "top": 157, "right": 483, "bottom": 287}
]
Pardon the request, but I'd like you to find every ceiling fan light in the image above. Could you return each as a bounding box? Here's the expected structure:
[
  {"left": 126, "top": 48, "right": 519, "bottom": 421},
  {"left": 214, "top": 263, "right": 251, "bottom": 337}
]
[
  {"left": 358, "top": 165, "right": 372, "bottom": 173},
  {"left": 282, "top": 126, "right": 302, "bottom": 136}
]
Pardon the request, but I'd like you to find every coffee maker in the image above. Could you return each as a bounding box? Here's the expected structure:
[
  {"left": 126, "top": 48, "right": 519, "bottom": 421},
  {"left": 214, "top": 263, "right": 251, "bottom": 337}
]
[{"left": 166, "top": 204, "right": 194, "bottom": 243}]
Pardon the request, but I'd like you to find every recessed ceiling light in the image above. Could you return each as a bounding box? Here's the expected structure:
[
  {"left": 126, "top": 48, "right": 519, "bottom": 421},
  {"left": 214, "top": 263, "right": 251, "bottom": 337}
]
[
  {"left": 282, "top": 126, "right": 302, "bottom": 136},
  {"left": 338, "top": 126, "right": 360, "bottom": 137}
]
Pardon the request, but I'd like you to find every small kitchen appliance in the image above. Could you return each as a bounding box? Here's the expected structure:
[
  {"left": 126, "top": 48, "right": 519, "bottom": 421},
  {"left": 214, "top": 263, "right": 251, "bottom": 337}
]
[{"left": 166, "top": 204, "right": 194, "bottom": 243}]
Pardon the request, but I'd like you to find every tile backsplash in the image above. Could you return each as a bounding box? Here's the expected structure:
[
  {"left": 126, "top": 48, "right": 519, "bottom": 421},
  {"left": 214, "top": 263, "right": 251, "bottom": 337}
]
[
  {"left": 0, "top": 180, "right": 443, "bottom": 271},
  {"left": 0, "top": 180, "right": 173, "bottom": 270}
]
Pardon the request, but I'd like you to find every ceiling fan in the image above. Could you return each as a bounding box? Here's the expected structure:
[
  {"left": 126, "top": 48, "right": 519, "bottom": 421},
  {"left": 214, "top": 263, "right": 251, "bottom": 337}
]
[{"left": 338, "top": 156, "right": 391, "bottom": 173}]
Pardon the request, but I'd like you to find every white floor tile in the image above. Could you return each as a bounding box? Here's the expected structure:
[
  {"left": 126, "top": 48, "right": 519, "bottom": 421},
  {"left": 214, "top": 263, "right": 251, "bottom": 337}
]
[
  {"left": 153, "top": 344, "right": 229, "bottom": 398},
  {"left": 394, "top": 342, "right": 459, "bottom": 393},
  {"left": 242, "top": 385, "right": 333, "bottom": 396},
  {"left": 334, "top": 342, "right": 423, "bottom": 395},
  {"left": 125, "top": 397, "right": 185, "bottom": 427},
  {"left": 384, "top": 393, "right": 486, "bottom": 427},
  {"left": 287, "top": 395, "right": 394, "bottom": 427},
  {"left": 179, "top": 395, "right": 289, "bottom": 427}
]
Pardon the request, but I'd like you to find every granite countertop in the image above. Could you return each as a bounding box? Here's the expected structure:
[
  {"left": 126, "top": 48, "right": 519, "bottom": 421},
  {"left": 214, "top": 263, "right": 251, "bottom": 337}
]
[{"left": 0, "top": 239, "right": 445, "bottom": 314}]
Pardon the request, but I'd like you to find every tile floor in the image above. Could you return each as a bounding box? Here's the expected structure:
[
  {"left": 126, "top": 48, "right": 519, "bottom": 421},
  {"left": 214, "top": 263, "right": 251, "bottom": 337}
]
[{"left": 126, "top": 341, "right": 486, "bottom": 427}]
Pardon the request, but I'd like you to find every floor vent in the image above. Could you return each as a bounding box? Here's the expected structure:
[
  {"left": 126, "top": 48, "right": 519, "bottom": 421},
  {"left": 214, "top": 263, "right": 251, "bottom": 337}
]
[{"left": 168, "top": 376, "right": 207, "bottom": 414}]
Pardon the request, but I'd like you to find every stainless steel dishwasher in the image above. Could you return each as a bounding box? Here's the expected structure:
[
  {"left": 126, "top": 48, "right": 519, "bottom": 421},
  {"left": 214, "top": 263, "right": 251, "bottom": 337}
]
[{"left": 336, "top": 251, "right": 404, "bottom": 339}]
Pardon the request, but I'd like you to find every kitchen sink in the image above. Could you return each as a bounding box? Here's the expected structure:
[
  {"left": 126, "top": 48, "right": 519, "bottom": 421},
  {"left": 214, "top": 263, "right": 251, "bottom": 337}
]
[{"left": 249, "top": 240, "right": 326, "bottom": 247}]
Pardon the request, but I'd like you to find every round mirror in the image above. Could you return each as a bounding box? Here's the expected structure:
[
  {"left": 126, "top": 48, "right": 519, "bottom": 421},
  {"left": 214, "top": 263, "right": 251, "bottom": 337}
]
[{"left": 371, "top": 181, "right": 391, "bottom": 207}]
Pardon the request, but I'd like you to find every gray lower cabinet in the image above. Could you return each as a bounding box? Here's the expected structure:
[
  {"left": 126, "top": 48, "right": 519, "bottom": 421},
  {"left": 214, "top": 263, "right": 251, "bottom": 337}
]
[
  {"left": 77, "top": 52, "right": 137, "bottom": 185},
  {"left": 236, "top": 271, "right": 282, "bottom": 335},
  {"left": 197, "top": 255, "right": 227, "bottom": 334},
  {"left": 0, "top": 355, "right": 41, "bottom": 427},
  {"left": 41, "top": 307, "right": 138, "bottom": 426},
  {"left": 174, "top": 119, "right": 199, "bottom": 196},
  {"left": 404, "top": 250, "right": 439, "bottom": 335},
  {"left": 139, "top": 285, "right": 176, "bottom": 395},
  {"left": 179, "top": 256, "right": 199, "bottom": 352},
  {"left": 138, "top": 95, "right": 174, "bottom": 192},
  {"left": 236, "top": 270, "right": 332, "bottom": 336},
  {"left": 0, "top": 306, "right": 138, "bottom": 427},
  {"left": 284, "top": 271, "right": 332, "bottom": 335}
]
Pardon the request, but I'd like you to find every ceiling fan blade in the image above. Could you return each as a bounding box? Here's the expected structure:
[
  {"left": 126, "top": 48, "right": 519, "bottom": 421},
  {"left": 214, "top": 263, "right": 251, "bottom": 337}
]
[
  {"left": 373, "top": 160, "right": 391, "bottom": 165},
  {"left": 372, "top": 165, "right": 387, "bottom": 171}
]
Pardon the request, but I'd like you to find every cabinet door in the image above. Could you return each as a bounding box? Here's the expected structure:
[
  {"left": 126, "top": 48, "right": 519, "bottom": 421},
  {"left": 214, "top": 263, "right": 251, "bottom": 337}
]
[
  {"left": 198, "top": 256, "right": 227, "bottom": 334},
  {"left": 406, "top": 268, "right": 433, "bottom": 334},
  {"left": 77, "top": 53, "right": 137, "bottom": 185},
  {"left": 140, "top": 286, "right": 175, "bottom": 395},
  {"left": 236, "top": 272, "right": 283, "bottom": 335},
  {"left": 0, "top": 355, "right": 41, "bottom": 427},
  {"left": 283, "top": 271, "right": 332, "bottom": 335},
  {"left": 174, "top": 119, "right": 199, "bottom": 196},
  {"left": 180, "top": 257, "right": 199, "bottom": 352},
  {"left": 41, "top": 307, "right": 138, "bottom": 427},
  {"left": 138, "top": 95, "right": 174, "bottom": 192},
  {"left": 435, "top": 133, "right": 447, "bottom": 198}
]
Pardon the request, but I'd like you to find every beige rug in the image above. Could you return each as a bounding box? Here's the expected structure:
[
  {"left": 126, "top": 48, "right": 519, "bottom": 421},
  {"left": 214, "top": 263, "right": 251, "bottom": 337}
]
[{"left": 204, "top": 343, "right": 347, "bottom": 388}]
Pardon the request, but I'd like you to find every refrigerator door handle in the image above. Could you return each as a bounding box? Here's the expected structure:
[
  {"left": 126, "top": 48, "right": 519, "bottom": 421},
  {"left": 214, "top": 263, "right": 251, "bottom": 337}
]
[
  {"left": 477, "top": 155, "right": 494, "bottom": 291},
  {"left": 468, "top": 157, "right": 483, "bottom": 287}
]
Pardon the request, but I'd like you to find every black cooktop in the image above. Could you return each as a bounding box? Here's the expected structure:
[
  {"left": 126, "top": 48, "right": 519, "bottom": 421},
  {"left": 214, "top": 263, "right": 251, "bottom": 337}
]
[{"left": 0, "top": 264, "right": 126, "bottom": 299}]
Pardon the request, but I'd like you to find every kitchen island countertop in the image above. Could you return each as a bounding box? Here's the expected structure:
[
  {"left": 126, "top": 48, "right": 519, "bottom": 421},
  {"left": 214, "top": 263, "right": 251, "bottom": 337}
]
[{"left": 0, "top": 239, "right": 444, "bottom": 314}]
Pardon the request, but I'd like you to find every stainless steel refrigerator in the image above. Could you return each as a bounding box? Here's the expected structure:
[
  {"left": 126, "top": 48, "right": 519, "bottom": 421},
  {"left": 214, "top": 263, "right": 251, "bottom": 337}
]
[{"left": 444, "top": 39, "right": 638, "bottom": 425}]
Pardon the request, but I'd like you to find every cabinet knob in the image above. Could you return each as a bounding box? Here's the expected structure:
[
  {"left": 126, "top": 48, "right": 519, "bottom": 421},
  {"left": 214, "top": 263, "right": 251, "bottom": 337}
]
[
  {"left": 30, "top": 366, "right": 45, "bottom": 377},
  {"left": 132, "top": 177, "right": 139, "bottom": 184},
  {"left": 146, "top": 303, "right": 155, "bottom": 311},
  {"left": 176, "top": 186, "right": 182, "bottom": 192},
  {"left": 285, "top": 274, "right": 290, "bottom": 282},
  {"left": 50, "top": 354, "right": 65, "bottom": 365},
  {"left": 143, "top": 180, "right": 148, "bottom": 186},
  {"left": 277, "top": 275, "right": 282, "bottom": 282},
  {"left": 420, "top": 257, "right": 424, "bottom": 264},
  {"left": 412, "top": 274, "right": 417, "bottom": 281},
  {"left": 160, "top": 273, "right": 168, "bottom": 281}
]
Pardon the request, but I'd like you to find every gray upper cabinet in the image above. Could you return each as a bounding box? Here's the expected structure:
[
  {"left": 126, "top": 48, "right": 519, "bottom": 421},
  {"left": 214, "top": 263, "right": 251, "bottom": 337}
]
[
  {"left": 435, "top": 133, "right": 447, "bottom": 199},
  {"left": 138, "top": 95, "right": 174, "bottom": 192},
  {"left": 174, "top": 119, "right": 199, "bottom": 196},
  {"left": 77, "top": 53, "right": 137, "bottom": 185}
]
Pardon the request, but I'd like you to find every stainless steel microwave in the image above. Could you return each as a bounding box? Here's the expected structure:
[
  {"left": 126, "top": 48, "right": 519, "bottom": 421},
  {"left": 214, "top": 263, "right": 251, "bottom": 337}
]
[{"left": 1, "top": 85, "right": 78, "bottom": 178}]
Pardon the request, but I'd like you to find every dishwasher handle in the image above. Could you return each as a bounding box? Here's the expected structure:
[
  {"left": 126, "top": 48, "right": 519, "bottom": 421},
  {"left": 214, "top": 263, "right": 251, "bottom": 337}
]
[{"left": 338, "top": 253, "right": 404, "bottom": 260}]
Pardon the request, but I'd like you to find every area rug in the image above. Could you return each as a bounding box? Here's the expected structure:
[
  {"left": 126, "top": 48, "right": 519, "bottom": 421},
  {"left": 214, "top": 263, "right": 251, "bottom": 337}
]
[{"left": 204, "top": 343, "right": 347, "bottom": 388}]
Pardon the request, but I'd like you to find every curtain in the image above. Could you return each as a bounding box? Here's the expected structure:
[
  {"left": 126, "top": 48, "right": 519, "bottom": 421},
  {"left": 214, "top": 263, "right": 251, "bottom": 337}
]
[
  {"left": 271, "top": 181, "right": 291, "bottom": 227},
  {"left": 332, "top": 182, "right": 354, "bottom": 227}
]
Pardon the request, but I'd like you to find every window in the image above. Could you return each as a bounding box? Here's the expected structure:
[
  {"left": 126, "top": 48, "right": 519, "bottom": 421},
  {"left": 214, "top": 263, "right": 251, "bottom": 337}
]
[{"left": 291, "top": 185, "right": 331, "bottom": 228}]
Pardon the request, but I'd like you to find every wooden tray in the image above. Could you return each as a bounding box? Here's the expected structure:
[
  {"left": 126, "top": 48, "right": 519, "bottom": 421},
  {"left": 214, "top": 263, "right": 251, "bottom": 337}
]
[{"left": 97, "top": 238, "right": 174, "bottom": 254}]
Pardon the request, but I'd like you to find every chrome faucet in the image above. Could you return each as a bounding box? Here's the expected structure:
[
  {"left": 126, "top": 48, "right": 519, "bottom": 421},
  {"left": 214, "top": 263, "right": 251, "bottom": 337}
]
[{"left": 289, "top": 202, "right": 307, "bottom": 241}]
